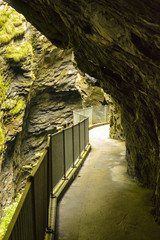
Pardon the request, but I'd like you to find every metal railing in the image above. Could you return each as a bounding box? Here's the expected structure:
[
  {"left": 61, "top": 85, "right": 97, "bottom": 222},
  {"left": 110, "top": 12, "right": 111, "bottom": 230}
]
[
  {"left": 73, "top": 105, "right": 109, "bottom": 126},
  {"left": 3, "top": 116, "right": 89, "bottom": 240}
]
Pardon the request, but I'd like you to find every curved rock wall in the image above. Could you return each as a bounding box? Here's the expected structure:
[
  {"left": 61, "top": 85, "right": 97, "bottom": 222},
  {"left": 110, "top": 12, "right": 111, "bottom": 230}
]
[
  {"left": 105, "top": 94, "right": 124, "bottom": 141},
  {"left": 5, "top": 0, "right": 160, "bottom": 218}
]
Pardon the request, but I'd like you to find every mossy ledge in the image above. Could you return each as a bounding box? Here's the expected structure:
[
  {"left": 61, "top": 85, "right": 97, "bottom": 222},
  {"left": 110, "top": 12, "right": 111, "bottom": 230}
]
[
  {"left": 0, "top": 194, "right": 21, "bottom": 238},
  {"left": 0, "top": 6, "right": 26, "bottom": 44},
  {"left": 5, "top": 42, "right": 33, "bottom": 62}
]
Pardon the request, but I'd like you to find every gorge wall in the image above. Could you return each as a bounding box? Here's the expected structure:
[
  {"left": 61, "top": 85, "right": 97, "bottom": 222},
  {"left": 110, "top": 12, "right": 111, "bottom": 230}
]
[
  {"left": 0, "top": 1, "right": 106, "bottom": 216},
  {"left": 5, "top": 0, "right": 160, "bottom": 219},
  {"left": 107, "top": 95, "right": 124, "bottom": 141}
]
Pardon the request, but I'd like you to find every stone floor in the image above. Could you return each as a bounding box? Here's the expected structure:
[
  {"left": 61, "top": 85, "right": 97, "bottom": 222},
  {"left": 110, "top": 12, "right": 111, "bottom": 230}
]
[{"left": 55, "top": 125, "right": 160, "bottom": 240}]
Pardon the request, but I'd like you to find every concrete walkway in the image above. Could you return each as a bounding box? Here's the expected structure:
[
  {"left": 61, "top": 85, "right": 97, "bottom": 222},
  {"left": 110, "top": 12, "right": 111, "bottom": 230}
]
[{"left": 56, "top": 125, "right": 160, "bottom": 240}]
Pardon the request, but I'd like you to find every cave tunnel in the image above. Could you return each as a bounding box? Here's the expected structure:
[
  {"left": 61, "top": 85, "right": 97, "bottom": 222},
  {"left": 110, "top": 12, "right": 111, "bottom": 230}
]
[{"left": 1, "top": 0, "right": 160, "bottom": 239}]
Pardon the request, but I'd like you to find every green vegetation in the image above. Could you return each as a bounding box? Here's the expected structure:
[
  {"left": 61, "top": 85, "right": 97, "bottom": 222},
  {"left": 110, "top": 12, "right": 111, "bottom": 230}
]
[
  {"left": 1, "top": 99, "right": 17, "bottom": 110},
  {"left": 0, "top": 194, "right": 21, "bottom": 238},
  {"left": 10, "top": 13, "right": 24, "bottom": 27},
  {"left": 5, "top": 42, "right": 33, "bottom": 62},
  {"left": 15, "top": 114, "right": 23, "bottom": 122},
  {"left": 0, "top": 71, "right": 8, "bottom": 154},
  {"left": 2, "top": 98, "right": 26, "bottom": 117},
  {"left": 9, "top": 99, "right": 26, "bottom": 116},
  {"left": 0, "top": 7, "right": 25, "bottom": 44}
]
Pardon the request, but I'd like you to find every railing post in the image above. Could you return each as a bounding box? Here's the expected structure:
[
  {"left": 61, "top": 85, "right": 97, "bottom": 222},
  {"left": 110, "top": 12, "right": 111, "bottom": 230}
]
[
  {"left": 84, "top": 119, "right": 86, "bottom": 149},
  {"left": 47, "top": 135, "right": 52, "bottom": 202},
  {"left": 79, "top": 122, "right": 81, "bottom": 159},
  {"left": 63, "top": 129, "right": 67, "bottom": 179},
  {"left": 46, "top": 147, "right": 50, "bottom": 227},
  {"left": 29, "top": 176, "right": 37, "bottom": 240},
  {"left": 72, "top": 126, "right": 76, "bottom": 168}
]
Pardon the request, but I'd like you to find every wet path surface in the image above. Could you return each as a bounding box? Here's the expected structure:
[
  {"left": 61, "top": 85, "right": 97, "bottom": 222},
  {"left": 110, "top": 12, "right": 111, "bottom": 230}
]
[{"left": 56, "top": 125, "right": 160, "bottom": 240}]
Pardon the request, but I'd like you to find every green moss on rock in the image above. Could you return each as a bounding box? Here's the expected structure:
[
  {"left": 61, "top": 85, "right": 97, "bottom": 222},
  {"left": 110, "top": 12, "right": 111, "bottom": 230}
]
[
  {"left": 10, "top": 13, "right": 24, "bottom": 27},
  {"left": 0, "top": 194, "right": 21, "bottom": 238},
  {"left": 5, "top": 42, "right": 33, "bottom": 62},
  {"left": 9, "top": 99, "right": 26, "bottom": 116},
  {"left": 1, "top": 99, "right": 17, "bottom": 110},
  {"left": 0, "top": 7, "right": 26, "bottom": 44}
]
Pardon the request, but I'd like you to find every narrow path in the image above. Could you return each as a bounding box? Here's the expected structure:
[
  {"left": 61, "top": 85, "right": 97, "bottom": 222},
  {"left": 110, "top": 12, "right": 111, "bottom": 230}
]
[{"left": 56, "top": 125, "right": 160, "bottom": 240}]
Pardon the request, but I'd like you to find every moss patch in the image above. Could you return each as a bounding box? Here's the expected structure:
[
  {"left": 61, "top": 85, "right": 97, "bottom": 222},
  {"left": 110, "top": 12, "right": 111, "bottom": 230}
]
[
  {"left": 0, "top": 194, "right": 21, "bottom": 238},
  {"left": 0, "top": 71, "right": 6, "bottom": 155},
  {"left": 0, "top": 7, "right": 25, "bottom": 44},
  {"left": 5, "top": 42, "right": 33, "bottom": 62},
  {"left": 1, "top": 99, "right": 17, "bottom": 110},
  {"left": 9, "top": 99, "right": 26, "bottom": 116}
]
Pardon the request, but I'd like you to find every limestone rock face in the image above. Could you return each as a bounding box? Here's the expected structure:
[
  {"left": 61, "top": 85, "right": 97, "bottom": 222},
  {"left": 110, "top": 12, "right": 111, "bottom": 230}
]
[
  {"left": 105, "top": 94, "right": 124, "bottom": 141},
  {"left": 0, "top": 2, "right": 106, "bottom": 215},
  {"left": 5, "top": 0, "right": 160, "bottom": 217},
  {"left": 109, "top": 104, "right": 124, "bottom": 141}
]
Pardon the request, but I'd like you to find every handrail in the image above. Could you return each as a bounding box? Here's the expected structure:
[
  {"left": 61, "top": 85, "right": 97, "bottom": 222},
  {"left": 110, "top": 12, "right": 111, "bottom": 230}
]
[
  {"left": 3, "top": 113, "right": 90, "bottom": 240},
  {"left": 2, "top": 105, "right": 109, "bottom": 240},
  {"left": 73, "top": 105, "right": 109, "bottom": 126}
]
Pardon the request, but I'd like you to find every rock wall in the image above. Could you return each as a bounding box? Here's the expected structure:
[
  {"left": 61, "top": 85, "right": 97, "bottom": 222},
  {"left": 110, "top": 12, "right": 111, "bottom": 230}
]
[
  {"left": 0, "top": 2, "right": 106, "bottom": 216},
  {"left": 105, "top": 94, "right": 124, "bottom": 141},
  {"left": 5, "top": 0, "right": 160, "bottom": 218}
]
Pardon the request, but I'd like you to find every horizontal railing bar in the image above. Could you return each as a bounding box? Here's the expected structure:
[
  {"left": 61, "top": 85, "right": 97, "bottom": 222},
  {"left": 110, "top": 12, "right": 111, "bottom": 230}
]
[
  {"left": 73, "top": 113, "right": 87, "bottom": 118},
  {"left": 50, "top": 118, "right": 87, "bottom": 137},
  {"left": 63, "top": 125, "right": 73, "bottom": 131},
  {"left": 73, "top": 106, "right": 93, "bottom": 112},
  {"left": 72, "top": 111, "right": 87, "bottom": 117}
]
